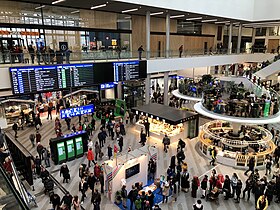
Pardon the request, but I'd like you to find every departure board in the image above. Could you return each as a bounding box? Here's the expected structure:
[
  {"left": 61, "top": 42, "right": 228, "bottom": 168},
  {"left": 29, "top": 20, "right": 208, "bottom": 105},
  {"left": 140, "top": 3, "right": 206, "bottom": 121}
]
[
  {"left": 113, "top": 61, "right": 147, "bottom": 82},
  {"left": 10, "top": 63, "right": 94, "bottom": 94}
]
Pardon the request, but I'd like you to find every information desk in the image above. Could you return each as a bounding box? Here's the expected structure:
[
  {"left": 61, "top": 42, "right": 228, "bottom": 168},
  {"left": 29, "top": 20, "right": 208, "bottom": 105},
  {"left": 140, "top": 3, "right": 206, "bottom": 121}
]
[
  {"left": 49, "top": 131, "right": 88, "bottom": 164},
  {"left": 132, "top": 103, "right": 199, "bottom": 143},
  {"left": 198, "top": 120, "right": 276, "bottom": 168}
]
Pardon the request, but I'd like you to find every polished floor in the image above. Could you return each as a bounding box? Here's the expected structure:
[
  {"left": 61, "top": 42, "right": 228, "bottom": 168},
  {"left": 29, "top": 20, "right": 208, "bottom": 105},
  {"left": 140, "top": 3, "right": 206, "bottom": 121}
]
[{"left": 6, "top": 110, "right": 280, "bottom": 210}]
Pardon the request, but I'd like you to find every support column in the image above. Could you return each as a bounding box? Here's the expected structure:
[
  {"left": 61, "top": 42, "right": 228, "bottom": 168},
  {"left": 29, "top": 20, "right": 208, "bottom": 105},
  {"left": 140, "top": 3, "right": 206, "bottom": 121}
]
[
  {"left": 225, "top": 65, "right": 229, "bottom": 76},
  {"left": 232, "top": 122, "right": 241, "bottom": 135},
  {"left": 237, "top": 24, "right": 242, "bottom": 53},
  {"left": 165, "top": 13, "right": 170, "bottom": 58},
  {"left": 163, "top": 71, "right": 169, "bottom": 105},
  {"left": 117, "top": 82, "right": 123, "bottom": 99},
  {"left": 145, "top": 74, "right": 151, "bottom": 104},
  {"left": 228, "top": 23, "right": 233, "bottom": 54},
  {"left": 252, "top": 28, "right": 256, "bottom": 46},
  {"left": 146, "top": 11, "right": 151, "bottom": 59},
  {"left": 192, "top": 68, "right": 195, "bottom": 79}
]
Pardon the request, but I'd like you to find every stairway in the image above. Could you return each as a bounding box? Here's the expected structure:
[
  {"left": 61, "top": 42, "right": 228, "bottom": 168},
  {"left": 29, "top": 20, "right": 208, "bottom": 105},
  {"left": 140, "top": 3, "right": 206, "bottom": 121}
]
[{"left": 255, "top": 59, "right": 280, "bottom": 79}]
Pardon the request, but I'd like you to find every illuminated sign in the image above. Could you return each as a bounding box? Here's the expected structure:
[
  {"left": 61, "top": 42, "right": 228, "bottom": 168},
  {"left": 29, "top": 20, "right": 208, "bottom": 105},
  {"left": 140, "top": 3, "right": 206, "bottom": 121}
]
[{"left": 60, "top": 104, "right": 94, "bottom": 119}]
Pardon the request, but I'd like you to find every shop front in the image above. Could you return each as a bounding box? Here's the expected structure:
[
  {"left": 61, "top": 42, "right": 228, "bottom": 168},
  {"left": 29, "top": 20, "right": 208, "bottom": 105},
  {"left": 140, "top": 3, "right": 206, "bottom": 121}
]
[{"left": 132, "top": 103, "right": 199, "bottom": 143}]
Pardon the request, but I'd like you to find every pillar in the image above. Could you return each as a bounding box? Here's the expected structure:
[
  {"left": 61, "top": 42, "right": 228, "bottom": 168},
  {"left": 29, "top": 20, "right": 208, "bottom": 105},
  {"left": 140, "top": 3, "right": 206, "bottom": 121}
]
[
  {"left": 237, "top": 24, "right": 242, "bottom": 54},
  {"left": 225, "top": 65, "right": 229, "bottom": 76},
  {"left": 252, "top": 28, "right": 256, "bottom": 46},
  {"left": 117, "top": 82, "right": 122, "bottom": 99},
  {"left": 145, "top": 74, "right": 151, "bottom": 104},
  {"left": 166, "top": 13, "right": 170, "bottom": 58},
  {"left": 146, "top": 11, "right": 151, "bottom": 59},
  {"left": 228, "top": 23, "right": 233, "bottom": 54},
  {"left": 192, "top": 68, "right": 195, "bottom": 78},
  {"left": 163, "top": 71, "right": 169, "bottom": 105},
  {"left": 232, "top": 122, "right": 241, "bottom": 135}
]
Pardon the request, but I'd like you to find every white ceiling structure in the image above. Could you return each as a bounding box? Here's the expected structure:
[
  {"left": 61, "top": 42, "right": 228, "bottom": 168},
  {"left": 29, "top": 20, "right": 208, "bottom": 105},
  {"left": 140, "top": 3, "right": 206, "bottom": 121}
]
[{"left": 115, "top": 0, "right": 280, "bottom": 22}]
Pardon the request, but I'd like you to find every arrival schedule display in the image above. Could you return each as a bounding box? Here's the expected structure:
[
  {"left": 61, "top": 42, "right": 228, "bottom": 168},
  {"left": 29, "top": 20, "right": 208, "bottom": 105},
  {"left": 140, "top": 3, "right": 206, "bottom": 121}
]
[
  {"left": 113, "top": 61, "right": 140, "bottom": 81},
  {"left": 10, "top": 64, "right": 94, "bottom": 94}
]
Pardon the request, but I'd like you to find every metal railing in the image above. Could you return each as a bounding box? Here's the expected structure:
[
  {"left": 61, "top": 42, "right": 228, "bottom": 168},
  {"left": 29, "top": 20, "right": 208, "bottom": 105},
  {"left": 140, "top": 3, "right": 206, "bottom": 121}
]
[{"left": 0, "top": 47, "right": 268, "bottom": 66}]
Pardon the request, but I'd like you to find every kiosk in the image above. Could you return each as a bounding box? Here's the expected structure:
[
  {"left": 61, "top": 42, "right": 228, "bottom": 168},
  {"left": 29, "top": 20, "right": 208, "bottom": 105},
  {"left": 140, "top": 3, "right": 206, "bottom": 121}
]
[
  {"left": 49, "top": 131, "right": 88, "bottom": 164},
  {"left": 104, "top": 145, "right": 158, "bottom": 202},
  {"left": 132, "top": 103, "right": 199, "bottom": 143}
]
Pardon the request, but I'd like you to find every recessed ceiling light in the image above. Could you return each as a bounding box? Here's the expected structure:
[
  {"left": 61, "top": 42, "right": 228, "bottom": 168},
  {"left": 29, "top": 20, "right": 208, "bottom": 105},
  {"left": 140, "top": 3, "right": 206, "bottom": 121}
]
[
  {"left": 186, "top": 17, "right": 202, "bottom": 21},
  {"left": 35, "top": 5, "right": 45, "bottom": 10},
  {"left": 122, "top": 8, "right": 139, "bottom": 13},
  {"left": 170, "top": 15, "right": 185, "bottom": 19},
  {"left": 91, "top": 4, "right": 107, "bottom": 10},
  {"left": 215, "top": 21, "right": 230, "bottom": 24},
  {"left": 201, "top": 19, "right": 218, "bottom": 23},
  {"left": 71, "top": 10, "right": 80, "bottom": 14},
  {"left": 150, "top": 12, "right": 164, "bottom": 16},
  {"left": 52, "top": 0, "right": 65, "bottom": 5}
]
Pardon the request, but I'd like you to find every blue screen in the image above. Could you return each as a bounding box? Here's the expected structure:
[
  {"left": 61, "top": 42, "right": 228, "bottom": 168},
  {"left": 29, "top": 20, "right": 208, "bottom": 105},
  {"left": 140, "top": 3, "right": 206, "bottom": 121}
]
[{"left": 60, "top": 104, "right": 94, "bottom": 119}]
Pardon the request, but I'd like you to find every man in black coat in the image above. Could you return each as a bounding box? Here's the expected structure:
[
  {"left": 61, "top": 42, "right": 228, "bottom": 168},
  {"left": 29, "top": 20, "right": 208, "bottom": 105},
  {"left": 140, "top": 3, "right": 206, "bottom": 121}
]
[
  {"left": 244, "top": 157, "right": 255, "bottom": 176},
  {"left": 60, "top": 163, "right": 70, "bottom": 183},
  {"left": 128, "top": 185, "right": 138, "bottom": 210},
  {"left": 118, "top": 135, "right": 124, "bottom": 152},
  {"left": 60, "top": 192, "right": 72, "bottom": 209},
  {"left": 88, "top": 172, "right": 97, "bottom": 192}
]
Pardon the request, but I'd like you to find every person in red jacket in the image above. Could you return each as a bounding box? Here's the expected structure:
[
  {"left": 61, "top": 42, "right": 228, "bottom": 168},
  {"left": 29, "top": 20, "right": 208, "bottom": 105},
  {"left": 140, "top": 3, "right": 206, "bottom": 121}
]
[{"left": 87, "top": 148, "right": 95, "bottom": 167}]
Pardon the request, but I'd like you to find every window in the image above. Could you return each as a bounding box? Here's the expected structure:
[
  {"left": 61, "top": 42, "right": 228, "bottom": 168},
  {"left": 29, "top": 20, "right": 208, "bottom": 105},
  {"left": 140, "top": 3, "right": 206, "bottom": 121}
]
[
  {"left": 255, "top": 28, "right": 266, "bottom": 36},
  {"left": 177, "top": 20, "right": 202, "bottom": 35}
]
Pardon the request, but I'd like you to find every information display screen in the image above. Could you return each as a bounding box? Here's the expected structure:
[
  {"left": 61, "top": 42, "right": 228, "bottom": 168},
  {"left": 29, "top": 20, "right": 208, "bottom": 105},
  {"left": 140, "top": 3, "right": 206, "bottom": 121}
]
[
  {"left": 66, "top": 139, "right": 75, "bottom": 159},
  {"left": 60, "top": 104, "right": 94, "bottom": 119},
  {"left": 125, "top": 163, "right": 140, "bottom": 179},
  {"left": 75, "top": 137, "right": 83, "bottom": 156},
  {"left": 57, "top": 142, "right": 66, "bottom": 162},
  {"left": 10, "top": 63, "right": 94, "bottom": 94},
  {"left": 113, "top": 61, "right": 147, "bottom": 82}
]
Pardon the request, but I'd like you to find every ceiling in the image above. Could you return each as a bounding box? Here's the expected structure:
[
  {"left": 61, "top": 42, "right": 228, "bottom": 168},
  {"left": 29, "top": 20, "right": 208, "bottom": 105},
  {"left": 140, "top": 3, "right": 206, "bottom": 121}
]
[{"left": 16, "top": 0, "right": 280, "bottom": 27}]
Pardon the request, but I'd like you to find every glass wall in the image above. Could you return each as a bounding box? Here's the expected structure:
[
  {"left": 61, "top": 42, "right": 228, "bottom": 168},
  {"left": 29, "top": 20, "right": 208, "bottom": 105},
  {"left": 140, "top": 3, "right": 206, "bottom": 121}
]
[
  {"left": 269, "top": 27, "right": 280, "bottom": 36},
  {"left": 177, "top": 20, "right": 202, "bottom": 35}
]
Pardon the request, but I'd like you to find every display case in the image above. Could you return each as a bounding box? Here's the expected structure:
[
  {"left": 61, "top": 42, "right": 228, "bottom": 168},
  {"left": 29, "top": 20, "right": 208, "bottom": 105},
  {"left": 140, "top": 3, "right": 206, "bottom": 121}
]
[{"left": 199, "top": 120, "right": 276, "bottom": 169}]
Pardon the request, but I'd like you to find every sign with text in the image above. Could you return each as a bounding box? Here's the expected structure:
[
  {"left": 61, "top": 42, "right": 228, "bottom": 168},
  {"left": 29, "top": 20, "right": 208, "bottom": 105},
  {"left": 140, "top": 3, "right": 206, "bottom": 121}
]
[{"left": 60, "top": 104, "right": 94, "bottom": 119}]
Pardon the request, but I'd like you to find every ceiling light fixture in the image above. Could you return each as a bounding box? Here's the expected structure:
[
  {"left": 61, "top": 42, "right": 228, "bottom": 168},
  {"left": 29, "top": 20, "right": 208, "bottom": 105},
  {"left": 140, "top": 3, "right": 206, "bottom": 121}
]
[
  {"left": 52, "top": 0, "right": 65, "bottom": 5},
  {"left": 71, "top": 10, "right": 80, "bottom": 14},
  {"left": 91, "top": 4, "right": 107, "bottom": 10},
  {"left": 215, "top": 20, "right": 230, "bottom": 24},
  {"left": 201, "top": 19, "right": 218, "bottom": 23},
  {"left": 150, "top": 12, "right": 164, "bottom": 16},
  {"left": 186, "top": 17, "right": 202, "bottom": 21},
  {"left": 124, "top": 16, "right": 131, "bottom": 19},
  {"left": 122, "top": 8, "right": 138, "bottom": 13},
  {"left": 170, "top": 14, "right": 185, "bottom": 19},
  {"left": 35, "top": 5, "right": 45, "bottom": 10}
]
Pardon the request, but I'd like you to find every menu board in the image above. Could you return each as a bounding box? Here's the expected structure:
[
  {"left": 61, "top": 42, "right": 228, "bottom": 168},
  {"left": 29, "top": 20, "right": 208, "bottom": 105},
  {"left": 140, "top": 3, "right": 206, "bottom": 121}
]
[
  {"left": 113, "top": 61, "right": 147, "bottom": 82},
  {"left": 10, "top": 63, "right": 94, "bottom": 94}
]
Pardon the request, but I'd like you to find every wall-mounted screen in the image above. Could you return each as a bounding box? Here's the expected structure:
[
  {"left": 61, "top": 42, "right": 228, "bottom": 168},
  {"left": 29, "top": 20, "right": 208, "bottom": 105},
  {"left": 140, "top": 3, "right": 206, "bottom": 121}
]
[
  {"left": 10, "top": 63, "right": 94, "bottom": 94},
  {"left": 114, "top": 61, "right": 147, "bottom": 81},
  {"left": 125, "top": 163, "right": 140, "bottom": 179},
  {"left": 60, "top": 104, "right": 94, "bottom": 119}
]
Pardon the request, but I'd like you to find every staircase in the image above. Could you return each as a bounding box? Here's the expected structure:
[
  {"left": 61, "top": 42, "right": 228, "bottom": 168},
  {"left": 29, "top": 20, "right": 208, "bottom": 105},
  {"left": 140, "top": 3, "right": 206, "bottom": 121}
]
[{"left": 255, "top": 59, "right": 280, "bottom": 79}]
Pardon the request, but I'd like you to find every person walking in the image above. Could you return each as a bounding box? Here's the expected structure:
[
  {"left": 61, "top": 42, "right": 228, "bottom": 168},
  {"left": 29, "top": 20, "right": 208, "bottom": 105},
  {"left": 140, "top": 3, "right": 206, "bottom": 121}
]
[
  {"left": 245, "top": 157, "right": 255, "bottom": 176},
  {"left": 42, "top": 148, "right": 50, "bottom": 167},
  {"left": 60, "top": 163, "right": 70, "bottom": 183},
  {"left": 35, "top": 131, "right": 41, "bottom": 143},
  {"left": 200, "top": 175, "right": 208, "bottom": 199},
  {"left": 91, "top": 189, "right": 101, "bottom": 210},
  {"left": 140, "top": 128, "right": 147, "bottom": 146},
  {"left": 193, "top": 199, "right": 203, "bottom": 210},
  {"left": 87, "top": 148, "right": 95, "bottom": 167},
  {"left": 51, "top": 193, "right": 60, "bottom": 210},
  {"left": 36, "top": 142, "right": 44, "bottom": 160},
  {"left": 72, "top": 195, "right": 81, "bottom": 210},
  {"left": 144, "top": 120, "right": 150, "bottom": 137},
  {"left": 138, "top": 45, "right": 144, "bottom": 60},
  {"left": 162, "top": 135, "right": 170, "bottom": 153},
  {"left": 12, "top": 122, "right": 18, "bottom": 138},
  {"left": 128, "top": 185, "right": 138, "bottom": 210},
  {"left": 47, "top": 105, "right": 52, "bottom": 120},
  {"left": 242, "top": 176, "right": 253, "bottom": 201},
  {"left": 191, "top": 176, "right": 200, "bottom": 198},
  {"left": 265, "top": 155, "right": 273, "bottom": 175},
  {"left": 209, "top": 147, "right": 217, "bottom": 166},
  {"left": 162, "top": 181, "right": 170, "bottom": 203},
  {"left": 235, "top": 179, "right": 242, "bottom": 203},
  {"left": 121, "top": 185, "right": 128, "bottom": 209},
  {"left": 88, "top": 173, "right": 97, "bottom": 192},
  {"left": 60, "top": 192, "right": 73, "bottom": 209},
  {"left": 256, "top": 195, "right": 268, "bottom": 210},
  {"left": 107, "top": 145, "right": 113, "bottom": 160},
  {"left": 79, "top": 177, "right": 88, "bottom": 204},
  {"left": 179, "top": 45, "right": 183, "bottom": 58},
  {"left": 231, "top": 173, "right": 238, "bottom": 199},
  {"left": 29, "top": 133, "right": 35, "bottom": 147}
]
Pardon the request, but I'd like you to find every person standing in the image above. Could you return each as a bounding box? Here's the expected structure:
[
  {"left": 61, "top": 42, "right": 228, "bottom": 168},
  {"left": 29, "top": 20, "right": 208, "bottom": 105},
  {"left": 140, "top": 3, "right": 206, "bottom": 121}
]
[
  {"left": 138, "top": 45, "right": 144, "bottom": 60},
  {"left": 51, "top": 193, "right": 60, "bottom": 210},
  {"left": 36, "top": 142, "right": 44, "bottom": 160},
  {"left": 91, "top": 189, "right": 101, "bottom": 210},
  {"left": 162, "top": 135, "right": 170, "bottom": 153},
  {"left": 179, "top": 45, "right": 183, "bottom": 58},
  {"left": 256, "top": 195, "right": 268, "bottom": 210},
  {"left": 231, "top": 173, "right": 238, "bottom": 199},
  {"left": 265, "top": 155, "right": 273, "bottom": 175},
  {"left": 99, "top": 171, "right": 105, "bottom": 194},
  {"left": 88, "top": 173, "right": 97, "bottom": 192},
  {"left": 147, "top": 190, "right": 154, "bottom": 209},
  {"left": 242, "top": 176, "right": 253, "bottom": 201},
  {"left": 121, "top": 185, "right": 128, "bottom": 209},
  {"left": 107, "top": 145, "right": 113, "bottom": 160},
  {"left": 245, "top": 157, "right": 255, "bottom": 176},
  {"left": 94, "top": 142, "right": 101, "bottom": 161},
  {"left": 128, "top": 185, "right": 138, "bottom": 210},
  {"left": 42, "top": 148, "right": 50, "bottom": 167},
  {"left": 200, "top": 175, "right": 208, "bottom": 199},
  {"left": 140, "top": 128, "right": 147, "bottom": 146},
  {"left": 47, "top": 105, "right": 52, "bottom": 120},
  {"left": 144, "top": 120, "right": 150, "bottom": 137},
  {"left": 235, "top": 179, "right": 242, "bottom": 203},
  {"left": 72, "top": 195, "right": 81, "bottom": 210},
  {"left": 223, "top": 175, "right": 231, "bottom": 200},
  {"left": 60, "top": 163, "right": 70, "bottom": 183},
  {"left": 87, "top": 148, "right": 95, "bottom": 167},
  {"left": 118, "top": 134, "right": 124, "bottom": 152},
  {"left": 162, "top": 181, "right": 170, "bottom": 203},
  {"left": 191, "top": 176, "right": 200, "bottom": 198},
  {"left": 35, "top": 131, "right": 41, "bottom": 143}
]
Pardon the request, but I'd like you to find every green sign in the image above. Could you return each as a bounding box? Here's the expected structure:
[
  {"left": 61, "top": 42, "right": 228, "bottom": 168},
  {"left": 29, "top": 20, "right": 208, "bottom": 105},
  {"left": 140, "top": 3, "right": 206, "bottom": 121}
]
[
  {"left": 264, "top": 102, "right": 270, "bottom": 117},
  {"left": 57, "top": 142, "right": 66, "bottom": 163},
  {"left": 66, "top": 139, "right": 75, "bottom": 159},
  {"left": 115, "top": 99, "right": 126, "bottom": 117},
  {"left": 75, "top": 137, "right": 83, "bottom": 156}
]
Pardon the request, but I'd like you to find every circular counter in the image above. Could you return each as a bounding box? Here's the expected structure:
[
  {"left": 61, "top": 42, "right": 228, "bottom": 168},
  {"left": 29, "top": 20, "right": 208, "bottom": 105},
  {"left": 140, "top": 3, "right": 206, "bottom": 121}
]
[{"left": 198, "top": 120, "right": 276, "bottom": 169}]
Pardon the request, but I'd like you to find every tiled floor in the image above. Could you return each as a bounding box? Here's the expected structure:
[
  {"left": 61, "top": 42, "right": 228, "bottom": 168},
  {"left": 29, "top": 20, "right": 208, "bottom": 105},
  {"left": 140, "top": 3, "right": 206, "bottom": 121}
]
[{"left": 6, "top": 108, "right": 280, "bottom": 210}]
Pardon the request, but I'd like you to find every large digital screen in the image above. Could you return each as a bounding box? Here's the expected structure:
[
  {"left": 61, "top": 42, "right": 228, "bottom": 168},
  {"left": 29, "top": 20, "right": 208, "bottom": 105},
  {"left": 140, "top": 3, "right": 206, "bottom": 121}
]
[
  {"left": 60, "top": 104, "right": 94, "bottom": 119},
  {"left": 113, "top": 61, "right": 147, "bottom": 82},
  {"left": 125, "top": 163, "right": 140, "bottom": 179},
  {"left": 10, "top": 63, "right": 94, "bottom": 94}
]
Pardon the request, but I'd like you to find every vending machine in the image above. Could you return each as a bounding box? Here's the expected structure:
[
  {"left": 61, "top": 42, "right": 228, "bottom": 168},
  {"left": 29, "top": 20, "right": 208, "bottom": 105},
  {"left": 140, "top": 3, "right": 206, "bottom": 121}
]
[
  {"left": 66, "top": 139, "right": 75, "bottom": 161},
  {"left": 75, "top": 137, "right": 84, "bottom": 158},
  {"left": 57, "top": 142, "right": 67, "bottom": 164}
]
